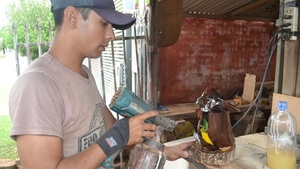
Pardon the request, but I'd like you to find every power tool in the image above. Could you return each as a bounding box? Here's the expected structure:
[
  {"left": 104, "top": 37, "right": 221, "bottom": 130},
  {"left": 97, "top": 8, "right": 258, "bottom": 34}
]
[
  {"left": 109, "top": 86, "right": 176, "bottom": 132},
  {"left": 102, "top": 86, "right": 176, "bottom": 169}
]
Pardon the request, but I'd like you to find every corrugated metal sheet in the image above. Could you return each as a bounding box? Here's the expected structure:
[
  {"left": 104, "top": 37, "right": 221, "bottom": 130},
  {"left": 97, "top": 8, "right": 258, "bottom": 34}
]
[
  {"left": 183, "top": 0, "right": 253, "bottom": 15},
  {"left": 182, "top": 0, "right": 279, "bottom": 21}
]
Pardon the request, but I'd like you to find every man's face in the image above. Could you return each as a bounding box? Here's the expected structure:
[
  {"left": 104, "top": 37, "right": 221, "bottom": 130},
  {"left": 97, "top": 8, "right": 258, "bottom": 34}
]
[{"left": 76, "top": 10, "right": 115, "bottom": 58}]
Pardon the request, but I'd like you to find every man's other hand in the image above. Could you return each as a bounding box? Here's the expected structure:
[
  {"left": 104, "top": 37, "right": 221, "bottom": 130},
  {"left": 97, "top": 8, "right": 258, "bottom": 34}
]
[{"left": 164, "top": 142, "right": 193, "bottom": 161}]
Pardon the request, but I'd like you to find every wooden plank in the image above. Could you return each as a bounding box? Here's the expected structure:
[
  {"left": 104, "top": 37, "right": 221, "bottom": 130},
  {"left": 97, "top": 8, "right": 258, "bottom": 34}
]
[
  {"left": 272, "top": 93, "right": 300, "bottom": 132},
  {"left": 159, "top": 103, "right": 198, "bottom": 117},
  {"left": 13, "top": 23, "right": 20, "bottom": 76},
  {"left": 296, "top": 47, "right": 300, "bottom": 97},
  {"left": 25, "top": 22, "right": 31, "bottom": 65},
  {"left": 274, "top": 40, "right": 284, "bottom": 93},
  {"left": 274, "top": 0, "right": 285, "bottom": 94},
  {"left": 282, "top": 40, "right": 299, "bottom": 95}
]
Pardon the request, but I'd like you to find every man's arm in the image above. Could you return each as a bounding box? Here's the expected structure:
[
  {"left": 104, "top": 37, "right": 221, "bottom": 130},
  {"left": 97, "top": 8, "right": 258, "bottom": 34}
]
[
  {"left": 16, "top": 111, "right": 158, "bottom": 169},
  {"left": 17, "top": 135, "right": 105, "bottom": 169},
  {"left": 102, "top": 106, "right": 117, "bottom": 129}
]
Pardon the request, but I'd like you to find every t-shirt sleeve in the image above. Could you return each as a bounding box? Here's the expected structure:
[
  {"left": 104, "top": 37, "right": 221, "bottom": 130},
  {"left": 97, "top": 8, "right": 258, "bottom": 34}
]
[{"left": 9, "top": 72, "right": 64, "bottom": 140}]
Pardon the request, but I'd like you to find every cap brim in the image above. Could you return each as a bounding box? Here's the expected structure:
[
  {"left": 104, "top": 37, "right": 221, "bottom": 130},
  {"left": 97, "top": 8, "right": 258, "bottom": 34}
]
[{"left": 93, "top": 9, "right": 136, "bottom": 30}]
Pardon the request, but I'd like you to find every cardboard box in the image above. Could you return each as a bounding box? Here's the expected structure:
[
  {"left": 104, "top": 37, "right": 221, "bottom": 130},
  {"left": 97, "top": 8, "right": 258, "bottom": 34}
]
[{"left": 272, "top": 93, "right": 300, "bottom": 133}]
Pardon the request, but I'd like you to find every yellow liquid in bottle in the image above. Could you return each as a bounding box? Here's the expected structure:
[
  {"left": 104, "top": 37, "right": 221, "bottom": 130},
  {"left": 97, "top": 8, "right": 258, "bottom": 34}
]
[{"left": 267, "top": 148, "right": 296, "bottom": 169}]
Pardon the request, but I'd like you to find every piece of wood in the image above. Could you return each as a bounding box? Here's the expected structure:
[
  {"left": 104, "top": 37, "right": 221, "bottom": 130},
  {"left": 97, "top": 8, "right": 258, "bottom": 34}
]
[
  {"left": 159, "top": 103, "right": 198, "bottom": 118},
  {"left": 282, "top": 40, "right": 299, "bottom": 96},
  {"left": 296, "top": 47, "right": 300, "bottom": 97},
  {"left": 232, "top": 114, "right": 265, "bottom": 137},
  {"left": 274, "top": 39, "right": 284, "bottom": 93},
  {"left": 272, "top": 93, "right": 300, "bottom": 132},
  {"left": 233, "top": 97, "right": 242, "bottom": 106}
]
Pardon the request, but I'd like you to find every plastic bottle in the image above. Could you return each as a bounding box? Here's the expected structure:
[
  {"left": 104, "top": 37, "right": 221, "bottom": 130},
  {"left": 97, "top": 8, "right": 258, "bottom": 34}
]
[{"left": 266, "top": 101, "right": 297, "bottom": 169}]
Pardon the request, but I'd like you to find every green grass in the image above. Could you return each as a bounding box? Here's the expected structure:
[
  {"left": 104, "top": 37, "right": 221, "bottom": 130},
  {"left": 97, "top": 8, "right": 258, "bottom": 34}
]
[{"left": 0, "top": 115, "right": 18, "bottom": 160}]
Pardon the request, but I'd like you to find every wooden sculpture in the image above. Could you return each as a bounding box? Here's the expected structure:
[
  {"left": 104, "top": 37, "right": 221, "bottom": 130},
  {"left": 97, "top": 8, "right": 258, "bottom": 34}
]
[{"left": 190, "top": 89, "right": 236, "bottom": 166}]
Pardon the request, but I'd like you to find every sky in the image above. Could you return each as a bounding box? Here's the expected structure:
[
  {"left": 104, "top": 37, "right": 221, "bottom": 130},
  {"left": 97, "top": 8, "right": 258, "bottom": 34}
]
[{"left": 0, "top": 1, "right": 12, "bottom": 28}]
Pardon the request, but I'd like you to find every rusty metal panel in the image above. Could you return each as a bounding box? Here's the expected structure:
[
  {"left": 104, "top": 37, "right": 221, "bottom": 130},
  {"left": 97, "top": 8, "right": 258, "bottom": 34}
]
[{"left": 158, "top": 18, "right": 276, "bottom": 104}]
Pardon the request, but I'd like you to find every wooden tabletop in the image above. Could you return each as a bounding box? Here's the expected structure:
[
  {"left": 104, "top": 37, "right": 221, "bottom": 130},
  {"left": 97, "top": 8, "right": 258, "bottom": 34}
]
[{"left": 164, "top": 133, "right": 300, "bottom": 169}]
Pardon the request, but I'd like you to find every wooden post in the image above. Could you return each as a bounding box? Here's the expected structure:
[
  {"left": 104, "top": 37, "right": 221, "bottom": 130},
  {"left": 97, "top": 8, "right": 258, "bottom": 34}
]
[
  {"left": 274, "top": 39, "right": 284, "bottom": 93},
  {"left": 110, "top": 41, "right": 117, "bottom": 92},
  {"left": 49, "top": 21, "right": 53, "bottom": 45},
  {"left": 274, "top": 0, "right": 285, "bottom": 94},
  {"left": 296, "top": 46, "right": 300, "bottom": 97},
  {"left": 25, "top": 22, "right": 31, "bottom": 65},
  {"left": 133, "top": 23, "right": 142, "bottom": 97},
  {"left": 37, "top": 20, "right": 42, "bottom": 57},
  {"left": 275, "top": 0, "right": 300, "bottom": 98},
  {"left": 148, "top": 0, "right": 159, "bottom": 108},
  {"left": 13, "top": 22, "right": 20, "bottom": 76},
  {"left": 99, "top": 54, "right": 106, "bottom": 103},
  {"left": 122, "top": 30, "right": 132, "bottom": 91},
  {"left": 282, "top": 40, "right": 299, "bottom": 96}
]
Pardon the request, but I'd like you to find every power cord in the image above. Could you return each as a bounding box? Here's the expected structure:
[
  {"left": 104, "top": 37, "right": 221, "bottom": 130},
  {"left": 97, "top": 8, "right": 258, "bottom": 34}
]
[
  {"left": 249, "top": 30, "right": 280, "bottom": 133},
  {"left": 232, "top": 29, "right": 280, "bottom": 130},
  {"left": 233, "top": 0, "right": 300, "bottom": 131}
]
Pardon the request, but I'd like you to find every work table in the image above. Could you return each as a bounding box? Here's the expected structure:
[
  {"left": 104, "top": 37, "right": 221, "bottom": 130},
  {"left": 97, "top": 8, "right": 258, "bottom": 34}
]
[{"left": 164, "top": 133, "right": 300, "bottom": 169}]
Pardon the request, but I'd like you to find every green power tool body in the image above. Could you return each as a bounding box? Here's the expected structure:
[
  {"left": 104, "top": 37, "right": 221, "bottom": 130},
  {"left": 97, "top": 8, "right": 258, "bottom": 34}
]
[{"left": 109, "top": 86, "right": 176, "bottom": 132}]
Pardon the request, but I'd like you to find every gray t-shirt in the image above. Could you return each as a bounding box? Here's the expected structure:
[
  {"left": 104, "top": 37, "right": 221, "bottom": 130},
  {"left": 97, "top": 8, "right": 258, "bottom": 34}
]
[{"left": 9, "top": 53, "right": 106, "bottom": 158}]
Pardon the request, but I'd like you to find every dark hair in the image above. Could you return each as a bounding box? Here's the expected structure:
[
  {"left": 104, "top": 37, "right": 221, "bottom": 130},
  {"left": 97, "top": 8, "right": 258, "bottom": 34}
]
[{"left": 52, "top": 7, "right": 92, "bottom": 29}]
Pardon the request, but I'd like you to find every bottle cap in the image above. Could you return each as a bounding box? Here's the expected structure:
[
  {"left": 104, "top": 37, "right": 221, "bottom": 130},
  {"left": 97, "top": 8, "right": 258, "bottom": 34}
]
[{"left": 277, "top": 101, "right": 288, "bottom": 111}]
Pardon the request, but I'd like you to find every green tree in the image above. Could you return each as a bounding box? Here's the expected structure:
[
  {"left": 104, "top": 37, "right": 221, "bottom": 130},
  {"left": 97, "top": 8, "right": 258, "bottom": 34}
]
[{"left": 0, "top": 0, "right": 53, "bottom": 60}]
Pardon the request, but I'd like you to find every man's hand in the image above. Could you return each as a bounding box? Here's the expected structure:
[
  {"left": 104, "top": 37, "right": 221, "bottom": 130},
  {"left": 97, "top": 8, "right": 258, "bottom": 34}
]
[
  {"left": 127, "top": 111, "right": 158, "bottom": 145},
  {"left": 164, "top": 142, "right": 193, "bottom": 161}
]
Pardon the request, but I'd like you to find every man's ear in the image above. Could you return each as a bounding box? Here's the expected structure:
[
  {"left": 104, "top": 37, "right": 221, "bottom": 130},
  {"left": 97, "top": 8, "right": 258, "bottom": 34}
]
[{"left": 64, "top": 6, "right": 78, "bottom": 29}]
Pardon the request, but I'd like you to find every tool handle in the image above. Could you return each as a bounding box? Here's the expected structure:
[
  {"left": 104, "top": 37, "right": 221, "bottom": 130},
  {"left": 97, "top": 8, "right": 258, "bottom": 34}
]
[{"left": 149, "top": 115, "right": 175, "bottom": 132}]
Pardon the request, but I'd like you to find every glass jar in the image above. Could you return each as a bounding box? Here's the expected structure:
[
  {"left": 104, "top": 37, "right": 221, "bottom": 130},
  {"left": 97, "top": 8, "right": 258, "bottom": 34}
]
[
  {"left": 127, "top": 138, "right": 166, "bottom": 169},
  {"left": 266, "top": 101, "right": 297, "bottom": 169}
]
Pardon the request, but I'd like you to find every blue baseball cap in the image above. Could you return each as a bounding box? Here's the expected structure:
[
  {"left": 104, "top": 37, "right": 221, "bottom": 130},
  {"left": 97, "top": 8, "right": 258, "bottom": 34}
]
[{"left": 50, "top": 0, "right": 136, "bottom": 30}]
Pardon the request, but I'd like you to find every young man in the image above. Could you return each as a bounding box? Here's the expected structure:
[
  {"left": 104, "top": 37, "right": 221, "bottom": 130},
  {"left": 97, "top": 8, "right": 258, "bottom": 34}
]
[{"left": 9, "top": 0, "right": 192, "bottom": 168}]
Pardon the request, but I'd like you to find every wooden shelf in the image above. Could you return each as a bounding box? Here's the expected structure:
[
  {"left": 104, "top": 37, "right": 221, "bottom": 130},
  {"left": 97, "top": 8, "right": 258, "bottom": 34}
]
[{"left": 158, "top": 103, "right": 198, "bottom": 120}]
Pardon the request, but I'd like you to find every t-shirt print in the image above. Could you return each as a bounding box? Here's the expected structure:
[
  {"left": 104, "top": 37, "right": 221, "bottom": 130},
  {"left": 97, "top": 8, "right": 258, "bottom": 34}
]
[{"left": 78, "top": 103, "right": 106, "bottom": 152}]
